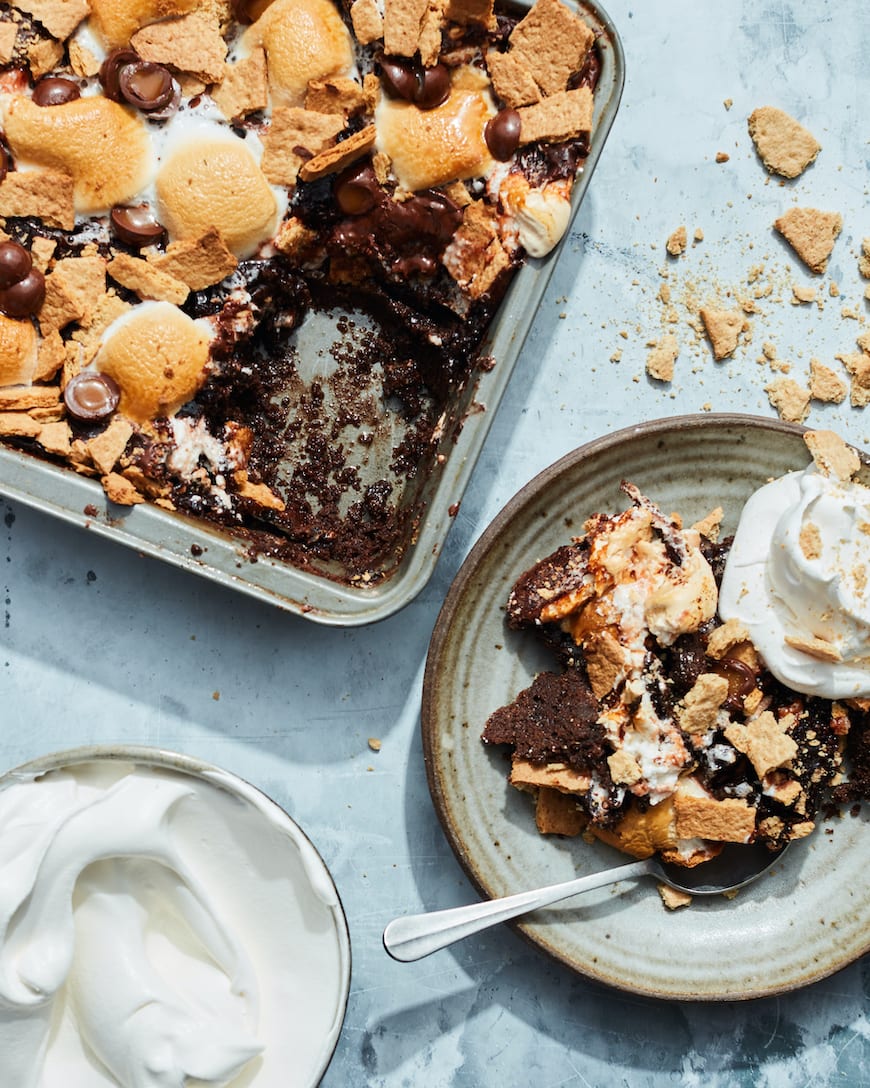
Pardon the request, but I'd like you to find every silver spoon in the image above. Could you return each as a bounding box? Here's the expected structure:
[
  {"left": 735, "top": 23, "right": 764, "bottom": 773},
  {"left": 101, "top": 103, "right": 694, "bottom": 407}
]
[{"left": 383, "top": 842, "right": 787, "bottom": 962}]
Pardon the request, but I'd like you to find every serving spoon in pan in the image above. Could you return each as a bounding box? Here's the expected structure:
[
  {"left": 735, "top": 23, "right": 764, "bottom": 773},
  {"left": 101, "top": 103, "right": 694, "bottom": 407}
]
[{"left": 383, "top": 842, "right": 788, "bottom": 961}]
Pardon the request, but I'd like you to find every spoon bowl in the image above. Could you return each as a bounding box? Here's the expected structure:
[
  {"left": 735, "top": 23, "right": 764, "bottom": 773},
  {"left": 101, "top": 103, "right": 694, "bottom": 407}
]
[{"left": 383, "top": 842, "right": 787, "bottom": 962}]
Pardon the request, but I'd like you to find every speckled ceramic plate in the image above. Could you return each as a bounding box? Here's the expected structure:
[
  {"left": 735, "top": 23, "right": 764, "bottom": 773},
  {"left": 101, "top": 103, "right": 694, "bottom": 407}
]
[{"left": 422, "top": 414, "right": 870, "bottom": 1001}]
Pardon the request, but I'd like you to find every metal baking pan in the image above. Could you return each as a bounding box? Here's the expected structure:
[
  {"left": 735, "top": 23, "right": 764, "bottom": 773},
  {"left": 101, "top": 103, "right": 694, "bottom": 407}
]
[{"left": 0, "top": 0, "right": 624, "bottom": 626}]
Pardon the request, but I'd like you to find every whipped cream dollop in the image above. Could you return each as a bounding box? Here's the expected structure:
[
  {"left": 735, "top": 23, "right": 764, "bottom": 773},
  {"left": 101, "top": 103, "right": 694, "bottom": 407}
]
[
  {"left": 0, "top": 758, "right": 348, "bottom": 1088},
  {"left": 719, "top": 466, "right": 870, "bottom": 699}
]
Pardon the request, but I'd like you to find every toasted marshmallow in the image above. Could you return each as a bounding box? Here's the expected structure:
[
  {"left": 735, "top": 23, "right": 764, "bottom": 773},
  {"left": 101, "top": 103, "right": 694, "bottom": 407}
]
[
  {"left": 0, "top": 314, "right": 37, "bottom": 387},
  {"left": 375, "top": 79, "right": 495, "bottom": 193},
  {"left": 155, "top": 131, "right": 279, "bottom": 257},
  {"left": 88, "top": 0, "right": 200, "bottom": 48},
  {"left": 95, "top": 302, "right": 212, "bottom": 423},
  {"left": 499, "top": 175, "right": 572, "bottom": 258},
  {"left": 3, "top": 96, "right": 151, "bottom": 214},
  {"left": 244, "top": 0, "right": 355, "bottom": 109}
]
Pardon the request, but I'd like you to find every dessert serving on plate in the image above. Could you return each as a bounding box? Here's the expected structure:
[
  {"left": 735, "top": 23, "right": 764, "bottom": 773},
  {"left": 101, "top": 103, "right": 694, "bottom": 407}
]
[
  {"left": 482, "top": 429, "right": 870, "bottom": 873},
  {"left": 0, "top": 0, "right": 611, "bottom": 587}
]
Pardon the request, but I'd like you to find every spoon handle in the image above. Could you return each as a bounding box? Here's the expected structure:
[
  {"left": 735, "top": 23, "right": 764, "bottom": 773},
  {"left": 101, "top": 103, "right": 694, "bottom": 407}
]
[{"left": 383, "top": 858, "right": 655, "bottom": 961}]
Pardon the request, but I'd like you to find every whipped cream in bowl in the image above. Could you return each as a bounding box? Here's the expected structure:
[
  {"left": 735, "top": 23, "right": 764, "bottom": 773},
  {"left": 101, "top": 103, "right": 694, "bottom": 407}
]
[{"left": 0, "top": 746, "right": 351, "bottom": 1088}]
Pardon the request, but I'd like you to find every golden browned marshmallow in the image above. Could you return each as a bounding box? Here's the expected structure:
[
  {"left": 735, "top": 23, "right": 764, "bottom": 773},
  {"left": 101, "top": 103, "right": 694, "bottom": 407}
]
[
  {"left": 155, "top": 135, "right": 279, "bottom": 257},
  {"left": 3, "top": 96, "right": 150, "bottom": 214},
  {"left": 375, "top": 82, "right": 495, "bottom": 192},
  {"left": 95, "top": 302, "right": 212, "bottom": 424},
  {"left": 0, "top": 315, "right": 38, "bottom": 387},
  {"left": 88, "top": 0, "right": 200, "bottom": 48},
  {"left": 591, "top": 796, "right": 677, "bottom": 860},
  {"left": 244, "top": 0, "right": 355, "bottom": 109}
]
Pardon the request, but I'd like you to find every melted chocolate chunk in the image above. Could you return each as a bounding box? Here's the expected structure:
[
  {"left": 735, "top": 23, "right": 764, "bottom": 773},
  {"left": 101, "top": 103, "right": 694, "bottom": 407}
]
[
  {"left": 0, "top": 240, "right": 32, "bottom": 289},
  {"left": 32, "top": 77, "right": 80, "bottom": 107},
  {"left": 485, "top": 108, "right": 521, "bottom": 161},
  {"left": 0, "top": 268, "right": 44, "bottom": 317},
  {"left": 63, "top": 372, "right": 121, "bottom": 422},
  {"left": 119, "top": 61, "right": 175, "bottom": 112},
  {"left": 111, "top": 205, "right": 166, "bottom": 248}
]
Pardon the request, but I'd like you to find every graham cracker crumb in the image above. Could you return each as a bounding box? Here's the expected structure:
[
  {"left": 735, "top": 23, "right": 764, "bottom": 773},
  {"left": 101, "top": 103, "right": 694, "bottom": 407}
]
[
  {"left": 445, "top": 0, "right": 494, "bottom": 25},
  {"left": 836, "top": 350, "right": 870, "bottom": 408},
  {"left": 109, "top": 252, "right": 190, "bottom": 305},
  {"left": 799, "top": 521, "right": 822, "bottom": 561},
  {"left": 765, "top": 376, "right": 811, "bottom": 423},
  {"left": 517, "top": 86, "right": 592, "bottom": 144},
  {"left": 0, "top": 21, "right": 17, "bottom": 65},
  {"left": 211, "top": 46, "right": 268, "bottom": 120},
  {"left": 132, "top": 10, "right": 227, "bottom": 83},
  {"left": 68, "top": 37, "right": 101, "bottom": 77},
  {"left": 666, "top": 225, "right": 687, "bottom": 256},
  {"left": 608, "top": 749, "right": 642, "bottom": 786},
  {"left": 804, "top": 429, "right": 860, "bottom": 481},
  {"left": 26, "top": 36, "right": 63, "bottom": 79},
  {"left": 299, "top": 124, "right": 377, "bottom": 182},
  {"left": 274, "top": 217, "right": 320, "bottom": 262},
  {"left": 658, "top": 884, "right": 692, "bottom": 910},
  {"left": 706, "top": 618, "right": 751, "bottom": 660},
  {"left": 87, "top": 417, "right": 135, "bottom": 475},
  {"left": 0, "top": 170, "right": 75, "bottom": 231},
  {"left": 645, "top": 334, "right": 679, "bottom": 382},
  {"left": 260, "top": 107, "right": 344, "bottom": 186},
  {"left": 102, "top": 471, "right": 145, "bottom": 506},
  {"left": 784, "top": 633, "right": 841, "bottom": 663},
  {"left": 699, "top": 306, "right": 747, "bottom": 360},
  {"left": 748, "top": 106, "right": 821, "bottom": 179},
  {"left": 715, "top": 151, "right": 730, "bottom": 163},
  {"left": 725, "top": 711, "right": 798, "bottom": 778},
  {"left": 774, "top": 206, "right": 843, "bottom": 274},
  {"left": 150, "top": 228, "right": 238, "bottom": 291},
  {"left": 509, "top": 0, "right": 594, "bottom": 97},
  {"left": 677, "top": 673, "right": 730, "bottom": 735},
  {"left": 692, "top": 507, "right": 723, "bottom": 542},
  {"left": 443, "top": 199, "right": 511, "bottom": 299},
  {"left": 350, "top": 0, "right": 384, "bottom": 44},
  {"left": 367, "top": 737, "right": 382, "bottom": 751},
  {"left": 792, "top": 284, "right": 816, "bottom": 304},
  {"left": 30, "top": 235, "right": 56, "bottom": 273},
  {"left": 233, "top": 470, "right": 286, "bottom": 511}
]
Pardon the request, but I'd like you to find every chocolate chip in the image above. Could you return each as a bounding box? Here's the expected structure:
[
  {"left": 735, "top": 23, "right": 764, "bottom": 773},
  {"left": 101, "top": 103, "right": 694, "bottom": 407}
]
[
  {"left": 63, "top": 372, "right": 121, "bottom": 422},
  {"left": 380, "top": 57, "right": 419, "bottom": 103},
  {"left": 99, "top": 49, "right": 140, "bottom": 103},
  {"left": 119, "top": 61, "right": 175, "bottom": 112},
  {"left": 0, "top": 268, "right": 45, "bottom": 318},
  {"left": 0, "top": 241, "right": 32, "bottom": 289},
  {"left": 485, "top": 108, "right": 521, "bottom": 161},
  {"left": 334, "top": 163, "right": 381, "bottom": 216},
  {"left": 32, "top": 77, "right": 81, "bottom": 107},
  {"left": 111, "top": 205, "right": 167, "bottom": 248},
  {"left": 414, "top": 64, "right": 450, "bottom": 110}
]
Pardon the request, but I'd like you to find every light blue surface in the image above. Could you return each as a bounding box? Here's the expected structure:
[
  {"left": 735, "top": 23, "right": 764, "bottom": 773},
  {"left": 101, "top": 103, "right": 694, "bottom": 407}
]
[{"left": 3, "top": 1, "right": 870, "bottom": 1084}]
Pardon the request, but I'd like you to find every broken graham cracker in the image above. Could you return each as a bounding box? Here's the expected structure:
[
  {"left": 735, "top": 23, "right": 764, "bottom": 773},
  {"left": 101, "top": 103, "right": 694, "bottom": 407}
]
[
  {"left": 666, "top": 225, "right": 687, "bottom": 256},
  {"left": 131, "top": 10, "right": 228, "bottom": 84},
  {"left": 298, "top": 125, "right": 377, "bottom": 182},
  {"left": 645, "top": 334, "right": 679, "bottom": 382},
  {"left": 0, "top": 169, "right": 75, "bottom": 231},
  {"left": 508, "top": 0, "right": 594, "bottom": 97},
  {"left": 809, "top": 358, "right": 847, "bottom": 404},
  {"left": 14, "top": 0, "right": 90, "bottom": 41},
  {"left": 517, "top": 87, "right": 592, "bottom": 145},
  {"left": 210, "top": 47, "right": 268, "bottom": 120},
  {"left": 149, "top": 228, "right": 238, "bottom": 291},
  {"left": 677, "top": 673, "right": 730, "bottom": 735},
  {"left": 747, "top": 106, "right": 821, "bottom": 179},
  {"left": 774, "top": 207, "right": 842, "bottom": 274},
  {"left": 349, "top": 0, "right": 384, "bottom": 44},
  {"left": 699, "top": 306, "right": 748, "bottom": 360},
  {"left": 305, "top": 77, "right": 368, "bottom": 117},
  {"left": 260, "top": 107, "right": 345, "bottom": 186},
  {"left": 108, "top": 252, "right": 190, "bottom": 305},
  {"left": 0, "top": 21, "right": 17, "bottom": 65},
  {"left": 765, "top": 376, "right": 811, "bottom": 423},
  {"left": 535, "top": 787, "right": 585, "bottom": 836},
  {"left": 101, "top": 471, "right": 145, "bottom": 506},
  {"left": 724, "top": 711, "right": 798, "bottom": 779},
  {"left": 444, "top": 200, "right": 511, "bottom": 299},
  {"left": 804, "top": 429, "right": 861, "bottom": 481},
  {"left": 383, "top": 0, "right": 428, "bottom": 57},
  {"left": 86, "top": 416, "right": 135, "bottom": 475},
  {"left": 674, "top": 793, "right": 756, "bottom": 844},
  {"left": 486, "top": 50, "right": 541, "bottom": 108}
]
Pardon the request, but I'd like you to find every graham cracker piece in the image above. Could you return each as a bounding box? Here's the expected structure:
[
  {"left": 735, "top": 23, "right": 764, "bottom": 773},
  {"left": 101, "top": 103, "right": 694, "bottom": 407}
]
[
  {"left": 131, "top": 11, "right": 227, "bottom": 83},
  {"left": 417, "top": 0, "right": 447, "bottom": 67},
  {"left": 666, "top": 225, "right": 687, "bottom": 256},
  {"left": 607, "top": 749, "right": 642, "bottom": 787},
  {"left": 798, "top": 521, "right": 822, "bottom": 560},
  {"left": 87, "top": 417, "right": 135, "bottom": 475},
  {"left": 445, "top": 0, "right": 494, "bottom": 25},
  {"left": 765, "top": 376, "right": 811, "bottom": 423},
  {"left": 784, "top": 633, "right": 841, "bottom": 662},
  {"left": 699, "top": 307, "right": 747, "bottom": 360},
  {"left": 748, "top": 106, "right": 821, "bottom": 179},
  {"left": 299, "top": 124, "right": 377, "bottom": 182},
  {"left": 691, "top": 507, "right": 723, "bottom": 542},
  {"left": 108, "top": 252, "right": 190, "bottom": 305},
  {"left": 509, "top": 0, "right": 594, "bottom": 96},
  {"left": 149, "top": 228, "right": 237, "bottom": 291},
  {"left": 37, "top": 420, "right": 72, "bottom": 457},
  {"left": 0, "top": 21, "right": 18, "bottom": 64},
  {"left": 725, "top": 711, "right": 798, "bottom": 778},
  {"left": 350, "top": 0, "right": 384, "bottom": 45},
  {"left": 39, "top": 256, "right": 107, "bottom": 335},
  {"left": 33, "top": 328, "right": 65, "bottom": 382},
  {"left": 0, "top": 411, "right": 41, "bottom": 438},
  {"left": 372, "top": 150, "right": 392, "bottom": 185},
  {"left": 0, "top": 313, "right": 37, "bottom": 387},
  {"left": 535, "top": 787, "right": 584, "bottom": 836},
  {"left": 274, "top": 217, "right": 319, "bottom": 262},
  {"left": 233, "top": 470, "right": 286, "bottom": 511},
  {"left": 30, "top": 235, "right": 57, "bottom": 273},
  {"left": 210, "top": 47, "right": 268, "bottom": 120},
  {"left": 260, "top": 107, "right": 345, "bottom": 186},
  {"left": 677, "top": 673, "right": 729, "bottom": 735},
  {"left": 383, "top": 0, "right": 429, "bottom": 57},
  {"left": 68, "top": 37, "right": 101, "bottom": 77},
  {"left": 363, "top": 72, "right": 380, "bottom": 112},
  {"left": 0, "top": 170, "right": 75, "bottom": 231},
  {"left": 69, "top": 291, "right": 131, "bottom": 366},
  {"left": 837, "top": 350, "right": 870, "bottom": 408},
  {"left": 444, "top": 200, "right": 512, "bottom": 299},
  {"left": 804, "top": 429, "right": 860, "bottom": 481},
  {"left": 646, "top": 334, "right": 679, "bottom": 382},
  {"left": 305, "top": 77, "right": 368, "bottom": 117},
  {"left": 14, "top": 0, "right": 90, "bottom": 40},
  {"left": 102, "top": 471, "right": 145, "bottom": 506},
  {"left": 26, "top": 36, "right": 63, "bottom": 79},
  {"left": 859, "top": 238, "right": 870, "bottom": 280},
  {"left": 706, "top": 619, "right": 752, "bottom": 661},
  {"left": 582, "top": 628, "right": 627, "bottom": 700},
  {"left": 517, "top": 86, "right": 593, "bottom": 144},
  {"left": 658, "top": 884, "right": 692, "bottom": 910},
  {"left": 0, "top": 385, "right": 60, "bottom": 410},
  {"left": 774, "top": 206, "right": 842, "bottom": 274},
  {"left": 809, "top": 358, "right": 847, "bottom": 404},
  {"left": 441, "top": 179, "right": 472, "bottom": 208},
  {"left": 486, "top": 50, "right": 541, "bottom": 108},
  {"left": 510, "top": 758, "right": 590, "bottom": 794},
  {"left": 674, "top": 793, "right": 756, "bottom": 843}
]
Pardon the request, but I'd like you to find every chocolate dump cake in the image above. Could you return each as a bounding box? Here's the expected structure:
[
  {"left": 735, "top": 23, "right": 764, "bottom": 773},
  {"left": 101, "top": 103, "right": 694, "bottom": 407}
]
[
  {"left": 0, "top": 0, "right": 604, "bottom": 584},
  {"left": 483, "top": 430, "right": 870, "bottom": 870}
]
